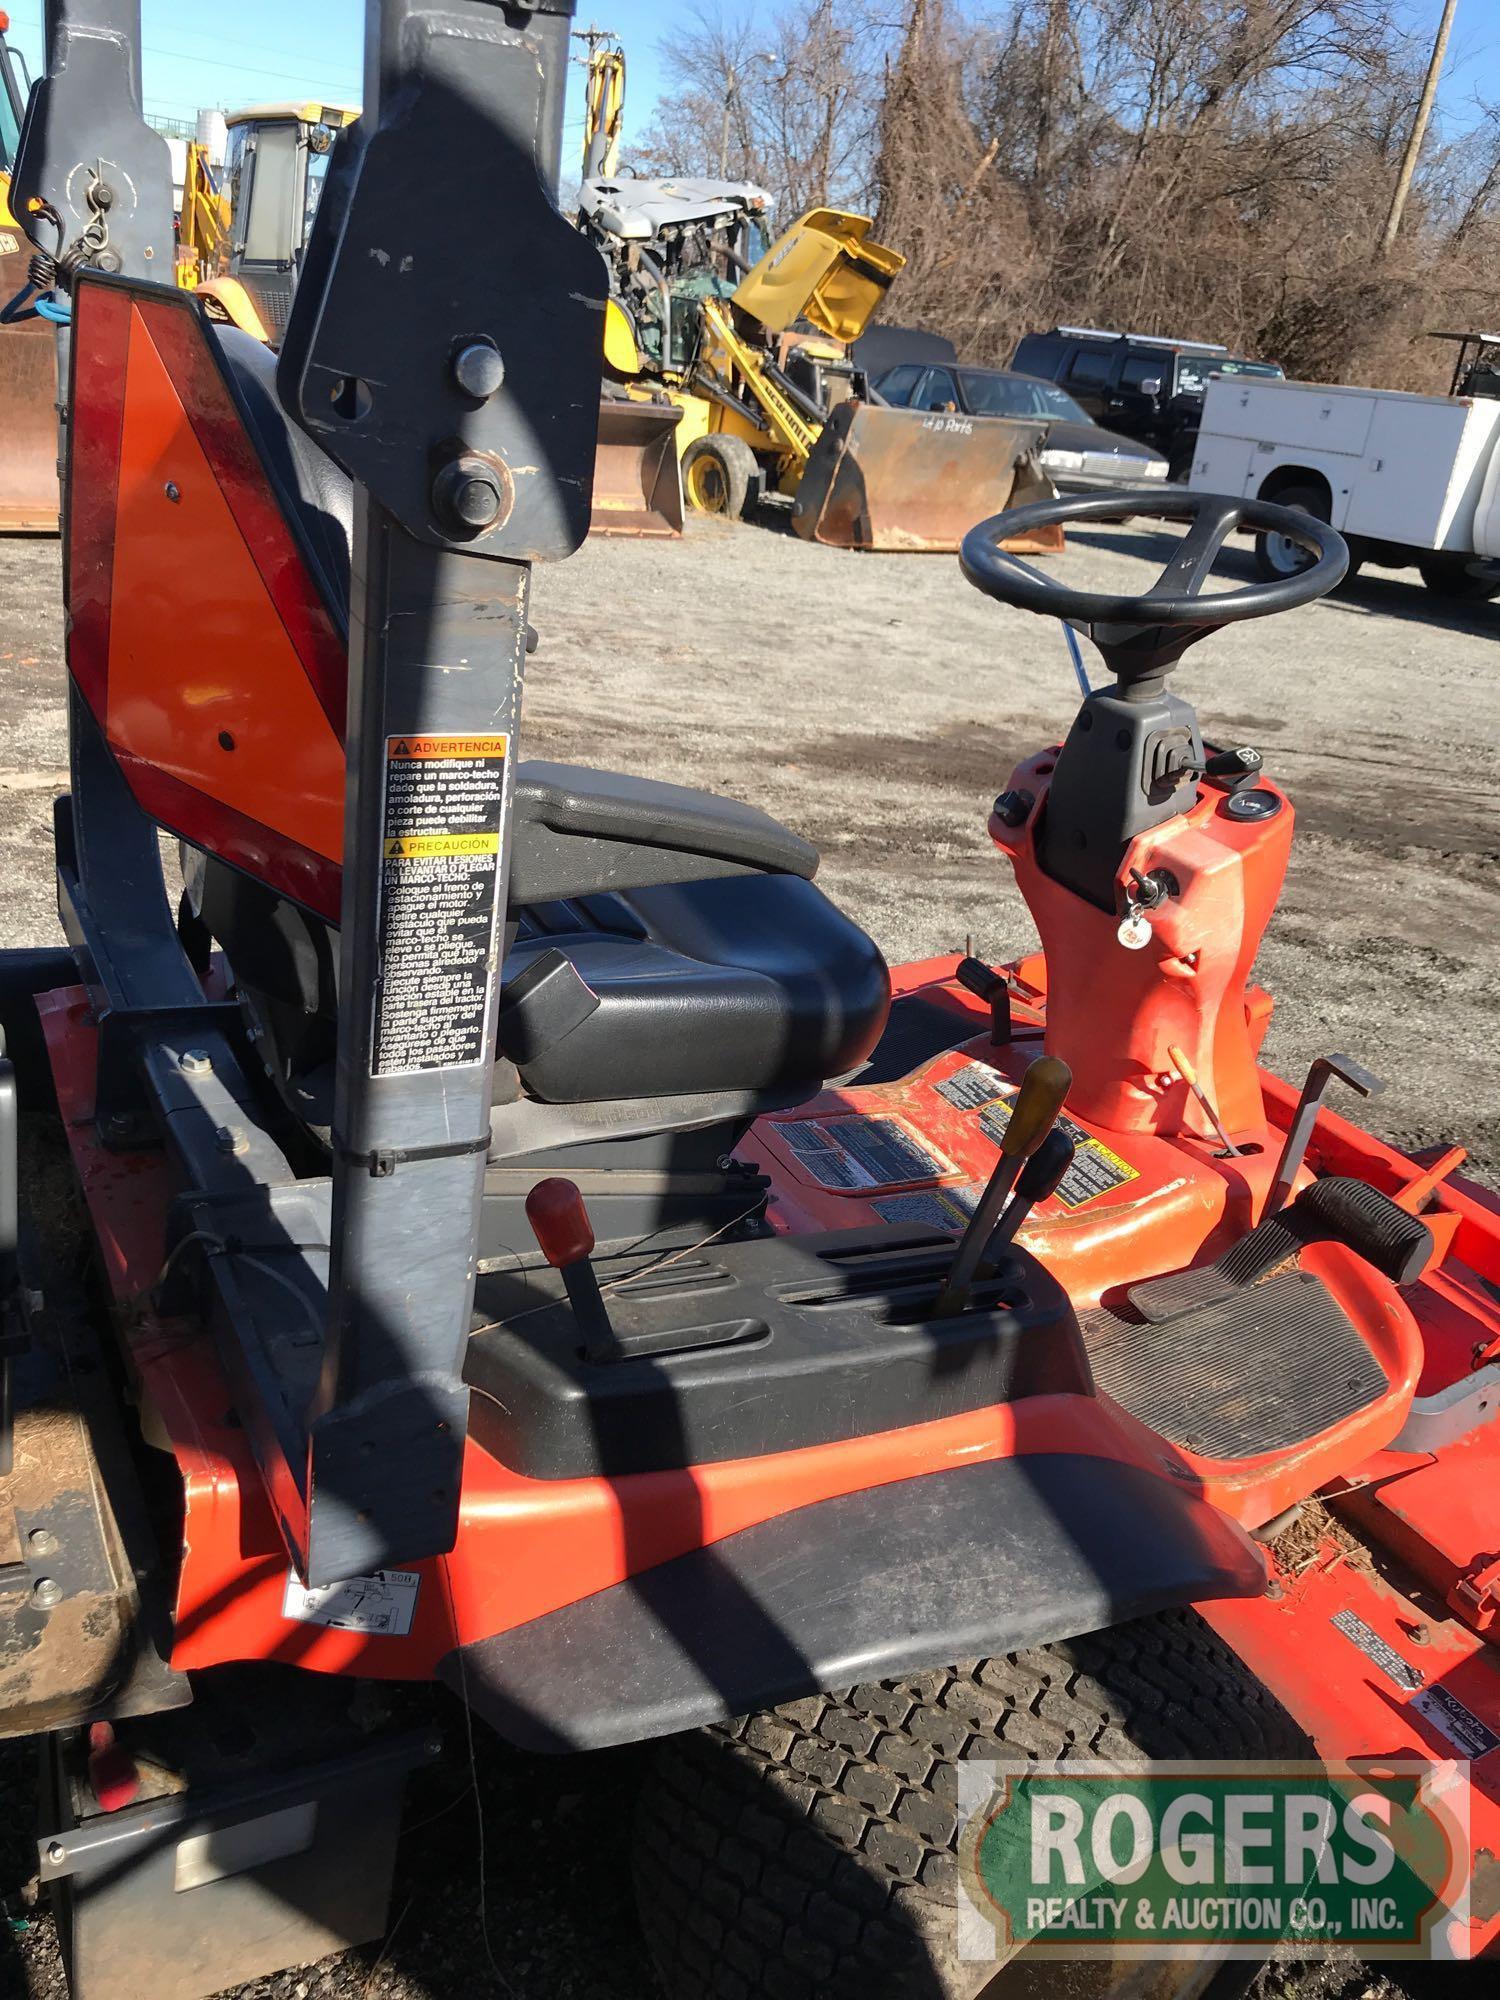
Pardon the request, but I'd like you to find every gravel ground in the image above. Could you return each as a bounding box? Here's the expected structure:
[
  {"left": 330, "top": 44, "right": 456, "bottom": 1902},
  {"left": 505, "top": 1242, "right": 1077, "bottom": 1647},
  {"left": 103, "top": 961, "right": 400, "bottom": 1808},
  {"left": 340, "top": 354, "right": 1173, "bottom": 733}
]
[{"left": 0, "top": 517, "right": 1494, "bottom": 2000}]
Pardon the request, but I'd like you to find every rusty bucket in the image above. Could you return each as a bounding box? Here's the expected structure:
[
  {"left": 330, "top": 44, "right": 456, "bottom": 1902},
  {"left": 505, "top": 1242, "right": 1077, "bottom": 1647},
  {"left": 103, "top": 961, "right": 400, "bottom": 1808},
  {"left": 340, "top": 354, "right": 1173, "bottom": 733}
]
[
  {"left": 590, "top": 396, "right": 684, "bottom": 538},
  {"left": 0, "top": 239, "right": 60, "bottom": 534},
  {"left": 791, "top": 401, "right": 1064, "bottom": 554}
]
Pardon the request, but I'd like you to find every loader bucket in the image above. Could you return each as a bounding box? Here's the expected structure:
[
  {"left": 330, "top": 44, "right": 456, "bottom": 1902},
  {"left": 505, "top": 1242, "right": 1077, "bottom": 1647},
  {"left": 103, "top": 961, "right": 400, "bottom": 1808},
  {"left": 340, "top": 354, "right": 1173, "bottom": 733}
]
[
  {"left": 590, "top": 396, "right": 684, "bottom": 538},
  {"left": 791, "top": 401, "right": 1065, "bottom": 555},
  {"left": 0, "top": 255, "right": 60, "bottom": 533}
]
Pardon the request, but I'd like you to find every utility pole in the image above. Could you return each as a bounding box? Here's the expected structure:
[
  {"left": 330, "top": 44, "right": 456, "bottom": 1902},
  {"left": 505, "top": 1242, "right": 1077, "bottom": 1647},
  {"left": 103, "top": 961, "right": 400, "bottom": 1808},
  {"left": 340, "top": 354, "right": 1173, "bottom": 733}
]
[
  {"left": 1380, "top": 0, "right": 1459, "bottom": 254},
  {"left": 719, "top": 62, "right": 737, "bottom": 177}
]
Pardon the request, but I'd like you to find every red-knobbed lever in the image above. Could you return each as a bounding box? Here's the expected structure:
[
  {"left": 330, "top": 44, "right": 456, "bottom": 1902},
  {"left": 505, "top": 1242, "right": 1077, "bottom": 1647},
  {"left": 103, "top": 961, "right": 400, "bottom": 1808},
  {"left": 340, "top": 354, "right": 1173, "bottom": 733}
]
[{"left": 525, "top": 1177, "right": 622, "bottom": 1362}]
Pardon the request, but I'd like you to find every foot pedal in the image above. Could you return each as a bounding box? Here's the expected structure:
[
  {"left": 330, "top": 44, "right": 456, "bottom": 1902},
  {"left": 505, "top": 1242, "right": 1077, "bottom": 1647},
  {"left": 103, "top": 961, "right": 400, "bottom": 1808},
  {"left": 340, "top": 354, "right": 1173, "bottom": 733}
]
[
  {"left": 1126, "top": 1176, "right": 1433, "bottom": 1323},
  {"left": 1090, "top": 1269, "right": 1389, "bottom": 1460}
]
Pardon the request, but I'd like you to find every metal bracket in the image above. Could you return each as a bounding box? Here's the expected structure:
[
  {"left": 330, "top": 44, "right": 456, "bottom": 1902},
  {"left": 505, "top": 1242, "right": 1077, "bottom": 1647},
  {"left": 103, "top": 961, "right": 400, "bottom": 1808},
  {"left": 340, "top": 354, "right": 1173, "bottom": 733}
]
[
  {"left": 1266, "top": 1052, "right": 1385, "bottom": 1215},
  {"left": 1386, "top": 1363, "right": 1500, "bottom": 1455}
]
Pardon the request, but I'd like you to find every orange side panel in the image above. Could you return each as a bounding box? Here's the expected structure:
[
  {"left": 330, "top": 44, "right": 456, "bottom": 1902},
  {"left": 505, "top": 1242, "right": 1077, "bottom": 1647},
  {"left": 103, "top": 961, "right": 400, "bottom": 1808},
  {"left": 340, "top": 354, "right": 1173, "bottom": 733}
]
[{"left": 105, "top": 305, "right": 344, "bottom": 868}]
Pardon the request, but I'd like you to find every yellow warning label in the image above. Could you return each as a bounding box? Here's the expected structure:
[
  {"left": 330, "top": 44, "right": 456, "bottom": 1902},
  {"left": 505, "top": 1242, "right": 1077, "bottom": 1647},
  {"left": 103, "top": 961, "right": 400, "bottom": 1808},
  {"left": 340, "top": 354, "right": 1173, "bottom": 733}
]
[
  {"left": 387, "top": 734, "right": 509, "bottom": 760},
  {"left": 383, "top": 833, "right": 500, "bottom": 858}
]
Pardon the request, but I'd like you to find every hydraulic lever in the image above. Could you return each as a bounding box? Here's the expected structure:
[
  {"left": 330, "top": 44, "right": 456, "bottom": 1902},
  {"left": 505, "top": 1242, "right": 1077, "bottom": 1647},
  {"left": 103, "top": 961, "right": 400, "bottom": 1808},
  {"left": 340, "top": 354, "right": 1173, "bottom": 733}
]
[
  {"left": 932, "top": 1056, "right": 1072, "bottom": 1317},
  {"left": 976, "top": 1127, "right": 1076, "bottom": 1275}
]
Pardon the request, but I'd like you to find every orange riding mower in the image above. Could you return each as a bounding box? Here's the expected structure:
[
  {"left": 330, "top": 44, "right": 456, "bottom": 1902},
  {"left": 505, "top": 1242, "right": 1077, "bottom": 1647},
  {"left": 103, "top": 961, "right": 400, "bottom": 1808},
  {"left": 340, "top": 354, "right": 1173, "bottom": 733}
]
[{"left": 0, "top": 3, "right": 1494, "bottom": 1998}]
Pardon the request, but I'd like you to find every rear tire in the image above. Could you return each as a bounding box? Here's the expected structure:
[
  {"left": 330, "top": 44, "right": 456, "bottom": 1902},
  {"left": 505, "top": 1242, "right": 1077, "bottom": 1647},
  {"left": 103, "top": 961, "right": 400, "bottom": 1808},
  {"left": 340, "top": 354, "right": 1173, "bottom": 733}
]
[
  {"left": 634, "top": 1609, "right": 1308, "bottom": 2000},
  {"left": 1416, "top": 554, "right": 1500, "bottom": 602},
  {"left": 1253, "top": 482, "right": 1330, "bottom": 582},
  {"left": 682, "top": 435, "right": 761, "bottom": 520}
]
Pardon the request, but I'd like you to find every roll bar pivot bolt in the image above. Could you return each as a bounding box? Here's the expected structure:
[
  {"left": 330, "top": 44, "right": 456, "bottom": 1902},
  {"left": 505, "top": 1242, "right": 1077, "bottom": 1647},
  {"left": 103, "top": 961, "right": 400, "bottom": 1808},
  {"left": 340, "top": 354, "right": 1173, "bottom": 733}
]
[
  {"left": 432, "top": 453, "right": 510, "bottom": 532},
  {"left": 452, "top": 339, "right": 505, "bottom": 401}
]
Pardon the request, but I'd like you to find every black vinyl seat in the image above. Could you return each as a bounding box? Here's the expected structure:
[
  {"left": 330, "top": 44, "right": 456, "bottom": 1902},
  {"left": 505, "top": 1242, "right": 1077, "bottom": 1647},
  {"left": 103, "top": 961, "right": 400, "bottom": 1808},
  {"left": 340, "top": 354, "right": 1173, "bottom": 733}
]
[
  {"left": 506, "top": 877, "right": 889, "bottom": 1102},
  {"left": 200, "top": 326, "right": 890, "bottom": 1113}
]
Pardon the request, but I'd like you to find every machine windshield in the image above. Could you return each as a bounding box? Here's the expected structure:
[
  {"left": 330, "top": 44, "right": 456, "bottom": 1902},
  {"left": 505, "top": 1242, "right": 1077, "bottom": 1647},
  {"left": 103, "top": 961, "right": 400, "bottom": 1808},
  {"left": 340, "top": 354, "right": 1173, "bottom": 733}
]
[
  {"left": 960, "top": 372, "right": 1088, "bottom": 423},
  {"left": 240, "top": 119, "right": 299, "bottom": 262},
  {"left": 0, "top": 36, "right": 24, "bottom": 173},
  {"left": 1175, "top": 355, "right": 1283, "bottom": 395}
]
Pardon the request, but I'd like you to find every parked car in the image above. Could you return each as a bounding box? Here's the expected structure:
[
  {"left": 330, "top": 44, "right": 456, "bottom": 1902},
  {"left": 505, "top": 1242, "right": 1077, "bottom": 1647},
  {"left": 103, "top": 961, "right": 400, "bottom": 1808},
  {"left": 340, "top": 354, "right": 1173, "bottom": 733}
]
[
  {"left": 1010, "top": 325, "right": 1283, "bottom": 479},
  {"left": 871, "top": 361, "right": 1169, "bottom": 492}
]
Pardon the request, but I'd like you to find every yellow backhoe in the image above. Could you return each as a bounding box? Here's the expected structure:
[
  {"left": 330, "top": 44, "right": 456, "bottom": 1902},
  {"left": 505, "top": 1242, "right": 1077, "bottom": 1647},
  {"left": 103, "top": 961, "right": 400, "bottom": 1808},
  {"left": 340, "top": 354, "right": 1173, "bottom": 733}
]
[
  {"left": 594, "top": 199, "right": 1062, "bottom": 553},
  {"left": 0, "top": 10, "right": 59, "bottom": 531},
  {"left": 174, "top": 136, "right": 232, "bottom": 291},
  {"left": 575, "top": 29, "right": 686, "bottom": 538}
]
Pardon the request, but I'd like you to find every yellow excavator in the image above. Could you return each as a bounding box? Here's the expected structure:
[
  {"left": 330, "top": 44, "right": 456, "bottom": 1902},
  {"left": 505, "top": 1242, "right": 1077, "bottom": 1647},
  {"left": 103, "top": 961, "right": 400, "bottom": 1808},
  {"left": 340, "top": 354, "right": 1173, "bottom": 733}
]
[
  {"left": 576, "top": 37, "right": 1057, "bottom": 552},
  {"left": 174, "top": 136, "right": 231, "bottom": 291},
  {"left": 183, "top": 101, "right": 358, "bottom": 342},
  {"left": 0, "top": 10, "right": 59, "bottom": 531},
  {"left": 576, "top": 28, "right": 687, "bottom": 538}
]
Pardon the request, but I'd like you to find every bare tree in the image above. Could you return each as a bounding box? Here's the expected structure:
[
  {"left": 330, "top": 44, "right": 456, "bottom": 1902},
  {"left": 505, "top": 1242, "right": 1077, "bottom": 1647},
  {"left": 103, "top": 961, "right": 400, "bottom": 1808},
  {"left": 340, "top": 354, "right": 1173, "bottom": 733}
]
[{"left": 621, "top": 0, "right": 1500, "bottom": 387}]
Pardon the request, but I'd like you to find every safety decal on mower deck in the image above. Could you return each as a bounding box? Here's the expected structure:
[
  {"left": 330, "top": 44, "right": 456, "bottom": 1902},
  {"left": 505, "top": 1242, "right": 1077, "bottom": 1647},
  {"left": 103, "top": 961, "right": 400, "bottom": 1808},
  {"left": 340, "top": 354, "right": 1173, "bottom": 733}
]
[
  {"left": 282, "top": 1567, "right": 421, "bottom": 1637},
  {"left": 371, "top": 733, "right": 509, "bottom": 1076},
  {"left": 938, "top": 1060, "right": 1141, "bottom": 1209},
  {"left": 770, "top": 1114, "right": 955, "bottom": 1191}
]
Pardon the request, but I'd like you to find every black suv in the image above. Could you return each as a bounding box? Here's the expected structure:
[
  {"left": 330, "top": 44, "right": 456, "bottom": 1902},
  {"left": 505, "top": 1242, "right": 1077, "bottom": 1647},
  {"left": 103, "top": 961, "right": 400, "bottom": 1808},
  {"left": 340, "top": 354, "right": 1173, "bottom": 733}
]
[{"left": 1010, "top": 327, "right": 1283, "bottom": 479}]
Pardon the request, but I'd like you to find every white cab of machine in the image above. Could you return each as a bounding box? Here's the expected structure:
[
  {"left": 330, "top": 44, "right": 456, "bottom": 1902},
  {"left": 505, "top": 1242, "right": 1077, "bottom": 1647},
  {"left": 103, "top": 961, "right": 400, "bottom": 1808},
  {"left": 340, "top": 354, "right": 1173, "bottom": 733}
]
[{"left": 1190, "top": 375, "right": 1500, "bottom": 561}]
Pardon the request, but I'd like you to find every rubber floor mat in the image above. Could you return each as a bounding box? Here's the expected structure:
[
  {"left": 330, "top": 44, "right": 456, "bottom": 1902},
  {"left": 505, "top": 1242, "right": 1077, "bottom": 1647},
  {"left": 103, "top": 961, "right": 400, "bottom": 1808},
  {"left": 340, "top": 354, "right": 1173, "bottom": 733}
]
[{"left": 1086, "top": 1269, "right": 1388, "bottom": 1460}]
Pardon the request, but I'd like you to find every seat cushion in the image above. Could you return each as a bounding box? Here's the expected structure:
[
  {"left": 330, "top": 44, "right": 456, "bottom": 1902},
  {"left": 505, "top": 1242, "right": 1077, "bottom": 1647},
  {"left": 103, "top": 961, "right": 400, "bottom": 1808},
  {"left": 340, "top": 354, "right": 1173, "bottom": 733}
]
[
  {"left": 191, "top": 849, "right": 889, "bottom": 1110},
  {"left": 505, "top": 875, "right": 890, "bottom": 1102}
]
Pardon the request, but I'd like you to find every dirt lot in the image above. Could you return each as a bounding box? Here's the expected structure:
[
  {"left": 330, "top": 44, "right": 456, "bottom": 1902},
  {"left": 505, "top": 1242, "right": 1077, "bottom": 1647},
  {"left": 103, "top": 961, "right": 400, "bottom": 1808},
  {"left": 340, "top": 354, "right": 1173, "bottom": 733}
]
[
  {"left": 0, "top": 518, "right": 1495, "bottom": 2000},
  {"left": 3, "top": 521, "right": 1496, "bottom": 1176}
]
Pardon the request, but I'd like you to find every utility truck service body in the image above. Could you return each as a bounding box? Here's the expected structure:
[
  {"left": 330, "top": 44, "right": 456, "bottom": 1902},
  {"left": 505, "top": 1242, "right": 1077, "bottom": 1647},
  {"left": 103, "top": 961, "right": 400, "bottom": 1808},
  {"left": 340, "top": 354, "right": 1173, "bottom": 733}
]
[{"left": 1191, "top": 371, "right": 1500, "bottom": 595}]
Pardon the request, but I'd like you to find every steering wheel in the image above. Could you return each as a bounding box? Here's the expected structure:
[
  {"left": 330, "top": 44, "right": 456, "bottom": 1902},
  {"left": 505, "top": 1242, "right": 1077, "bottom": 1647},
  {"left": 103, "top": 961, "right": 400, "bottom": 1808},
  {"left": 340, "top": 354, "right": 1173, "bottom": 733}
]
[{"left": 960, "top": 490, "right": 1347, "bottom": 688}]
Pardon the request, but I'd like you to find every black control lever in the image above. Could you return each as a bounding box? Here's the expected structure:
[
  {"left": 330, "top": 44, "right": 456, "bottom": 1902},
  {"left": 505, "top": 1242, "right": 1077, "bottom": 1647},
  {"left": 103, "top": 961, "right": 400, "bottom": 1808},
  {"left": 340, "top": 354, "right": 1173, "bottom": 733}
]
[{"left": 932, "top": 1057, "right": 1072, "bottom": 1317}]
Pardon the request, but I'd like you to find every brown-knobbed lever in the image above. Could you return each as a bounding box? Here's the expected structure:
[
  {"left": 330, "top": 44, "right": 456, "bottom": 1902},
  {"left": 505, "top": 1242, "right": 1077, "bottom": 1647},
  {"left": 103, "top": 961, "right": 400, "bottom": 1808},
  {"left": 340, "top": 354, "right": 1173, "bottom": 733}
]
[
  {"left": 525, "top": 1177, "right": 622, "bottom": 1362},
  {"left": 931, "top": 1055, "right": 1073, "bottom": 1317}
]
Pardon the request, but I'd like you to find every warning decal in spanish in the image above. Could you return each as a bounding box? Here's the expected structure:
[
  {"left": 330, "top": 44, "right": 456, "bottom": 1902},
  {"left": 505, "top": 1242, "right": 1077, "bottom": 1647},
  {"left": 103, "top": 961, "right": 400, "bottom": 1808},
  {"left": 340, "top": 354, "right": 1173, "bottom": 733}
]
[{"left": 371, "top": 733, "right": 508, "bottom": 1077}]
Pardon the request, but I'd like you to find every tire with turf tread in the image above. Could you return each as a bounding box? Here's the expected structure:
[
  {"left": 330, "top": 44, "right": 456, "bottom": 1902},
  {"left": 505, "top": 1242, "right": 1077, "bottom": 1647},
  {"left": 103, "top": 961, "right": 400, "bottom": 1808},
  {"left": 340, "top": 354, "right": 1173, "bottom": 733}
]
[
  {"left": 682, "top": 435, "right": 761, "bottom": 520},
  {"left": 634, "top": 1608, "right": 1308, "bottom": 2000}
]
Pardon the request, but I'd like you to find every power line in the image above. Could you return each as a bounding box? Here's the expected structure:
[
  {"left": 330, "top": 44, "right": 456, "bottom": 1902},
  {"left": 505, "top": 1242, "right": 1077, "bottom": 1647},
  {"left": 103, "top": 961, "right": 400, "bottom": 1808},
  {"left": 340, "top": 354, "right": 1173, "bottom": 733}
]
[{"left": 140, "top": 41, "right": 361, "bottom": 93}]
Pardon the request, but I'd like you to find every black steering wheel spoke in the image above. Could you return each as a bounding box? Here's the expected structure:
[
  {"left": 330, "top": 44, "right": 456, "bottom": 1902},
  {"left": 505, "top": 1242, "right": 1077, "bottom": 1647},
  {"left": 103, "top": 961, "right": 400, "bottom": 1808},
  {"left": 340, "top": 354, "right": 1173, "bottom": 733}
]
[{"left": 1146, "top": 497, "right": 1243, "bottom": 602}]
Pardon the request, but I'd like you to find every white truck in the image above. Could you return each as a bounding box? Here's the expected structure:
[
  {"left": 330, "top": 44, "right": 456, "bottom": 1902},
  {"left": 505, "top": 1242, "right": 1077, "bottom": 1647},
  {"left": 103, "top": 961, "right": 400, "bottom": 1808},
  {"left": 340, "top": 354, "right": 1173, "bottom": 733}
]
[{"left": 1189, "top": 334, "right": 1500, "bottom": 601}]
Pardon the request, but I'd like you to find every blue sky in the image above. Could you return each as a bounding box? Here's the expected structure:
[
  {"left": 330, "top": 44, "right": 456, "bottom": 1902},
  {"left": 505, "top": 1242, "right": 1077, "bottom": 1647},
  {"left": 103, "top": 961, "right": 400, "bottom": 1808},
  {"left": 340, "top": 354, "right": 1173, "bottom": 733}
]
[{"left": 2, "top": 1, "right": 1495, "bottom": 156}]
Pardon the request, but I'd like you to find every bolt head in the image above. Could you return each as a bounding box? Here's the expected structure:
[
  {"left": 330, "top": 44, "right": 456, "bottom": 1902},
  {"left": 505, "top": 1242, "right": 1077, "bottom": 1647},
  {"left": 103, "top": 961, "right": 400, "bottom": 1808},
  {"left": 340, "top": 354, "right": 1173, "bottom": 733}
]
[
  {"left": 47, "top": 1842, "right": 65, "bottom": 1865},
  {"left": 164, "top": 481, "right": 181, "bottom": 503},
  {"left": 28, "top": 1528, "right": 59, "bottom": 1556},
  {"left": 179, "top": 1048, "right": 212, "bottom": 1074},
  {"left": 33, "top": 1577, "right": 63, "bottom": 1608},
  {"left": 214, "top": 1124, "right": 249, "bottom": 1156},
  {"left": 432, "top": 454, "right": 510, "bottom": 533},
  {"left": 452, "top": 341, "right": 505, "bottom": 400}
]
